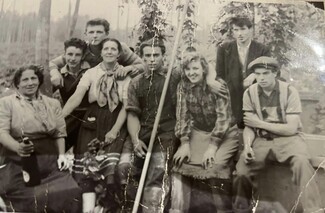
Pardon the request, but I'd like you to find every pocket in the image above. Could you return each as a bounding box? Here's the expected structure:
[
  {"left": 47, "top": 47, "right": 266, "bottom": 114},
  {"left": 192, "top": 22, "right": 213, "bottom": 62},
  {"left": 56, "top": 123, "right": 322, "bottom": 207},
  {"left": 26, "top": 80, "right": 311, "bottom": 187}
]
[
  {"left": 81, "top": 105, "right": 98, "bottom": 130},
  {"left": 81, "top": 116, "right": 97, "bottom": 130},
  {"left": 0, "top": 163, "right": 11, "bottom": 195}
]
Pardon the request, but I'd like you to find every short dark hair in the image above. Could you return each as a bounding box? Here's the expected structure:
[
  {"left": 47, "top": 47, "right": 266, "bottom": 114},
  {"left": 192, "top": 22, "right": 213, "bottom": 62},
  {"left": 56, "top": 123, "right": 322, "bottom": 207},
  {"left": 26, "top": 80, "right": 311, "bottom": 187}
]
[
  {"left": 85, "top": 18, "right": 110, "bottom": 34},
  {"left": 98, "top": 37, "right": 123, "bottom": 53},
  {"left": 64, "top": 38, "right": 87, "bottom": 54},
  {"left": 139, "top": 38, "right": 166, "bottom": 57},
  {"left": 13, "top": 65, "right": 44, "bottom": 89},
  {"left": 230, "top": 16, "right": 253, "bottom": 29}
]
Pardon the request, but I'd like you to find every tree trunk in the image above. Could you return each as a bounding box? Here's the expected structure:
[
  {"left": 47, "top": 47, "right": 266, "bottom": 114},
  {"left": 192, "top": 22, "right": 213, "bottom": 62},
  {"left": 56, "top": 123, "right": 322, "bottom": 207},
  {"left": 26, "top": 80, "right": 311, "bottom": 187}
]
[
  {"left": 66, "top": 0, "right": 71, "bottom": 39},
  {"left": 69, "top": 0, "right": 81, "bottom": 38},
  {"left": 1, "top": 0, "right": 4, "bottom": 15},
  {"left": 35, "top": 0, "right": 51, "bottom": 95},
  {"left": 126, "top": 1, "right": 130, "bottom": 43}
]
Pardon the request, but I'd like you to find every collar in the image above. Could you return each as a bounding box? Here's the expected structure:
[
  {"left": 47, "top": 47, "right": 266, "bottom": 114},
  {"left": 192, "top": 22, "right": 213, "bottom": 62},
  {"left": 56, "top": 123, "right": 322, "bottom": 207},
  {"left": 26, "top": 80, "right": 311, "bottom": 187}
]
[
  {"left": 60, "top": 61, "right": 90, "bottom": 76},
  {"left": 100, "top": 62, "right": 120, "bottom": 74},
  {"left": 258, "top": 80, "right": 280, "bottom": 95},
  {"left": 15, "top": 90, "right": 43, "bottom": 101},
  {"left": 237, "top": 39, "right": 252, "bottom": 50},
  {"left": 144, "top": 67, "right": 167, "bottom": 79},
  {"left": 184, "top": 78, "right": 208, "bottom": 91}
]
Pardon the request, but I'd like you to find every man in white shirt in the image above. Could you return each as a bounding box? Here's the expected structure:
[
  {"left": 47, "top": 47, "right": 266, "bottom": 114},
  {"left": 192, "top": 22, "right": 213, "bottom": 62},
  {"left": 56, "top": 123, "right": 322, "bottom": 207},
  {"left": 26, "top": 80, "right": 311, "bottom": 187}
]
[{"left": 216, "top": 16, "right": 271, "bottom": 129}]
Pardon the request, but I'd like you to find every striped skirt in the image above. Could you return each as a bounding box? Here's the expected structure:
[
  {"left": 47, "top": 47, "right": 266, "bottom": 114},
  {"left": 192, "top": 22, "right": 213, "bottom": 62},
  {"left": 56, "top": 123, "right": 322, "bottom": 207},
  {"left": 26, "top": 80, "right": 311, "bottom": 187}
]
[{"left": 72, "top": 102, "right": 127, "bottom": 192}]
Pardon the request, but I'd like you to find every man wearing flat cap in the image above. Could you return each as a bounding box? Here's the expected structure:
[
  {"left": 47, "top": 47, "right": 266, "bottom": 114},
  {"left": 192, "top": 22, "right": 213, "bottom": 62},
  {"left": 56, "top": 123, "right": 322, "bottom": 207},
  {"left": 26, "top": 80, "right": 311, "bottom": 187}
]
[
  {"left": 215, "top": 16, "right": 271, "bottom": 129},
  {"left": 233, "top": 56, "right": 322, "bottom": 213}
]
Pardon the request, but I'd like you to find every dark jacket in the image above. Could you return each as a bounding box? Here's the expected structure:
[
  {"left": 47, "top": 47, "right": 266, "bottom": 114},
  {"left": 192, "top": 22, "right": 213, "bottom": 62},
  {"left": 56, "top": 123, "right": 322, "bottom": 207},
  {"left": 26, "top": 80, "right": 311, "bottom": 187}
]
[{"left": 216, "top": 40, "right": 270, "bottom": 127}]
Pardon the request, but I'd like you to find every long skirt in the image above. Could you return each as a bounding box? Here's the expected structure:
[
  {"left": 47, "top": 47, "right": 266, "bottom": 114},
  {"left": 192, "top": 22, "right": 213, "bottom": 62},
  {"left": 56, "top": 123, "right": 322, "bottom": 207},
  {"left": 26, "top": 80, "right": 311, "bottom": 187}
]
[
  {"left": 72, "top": 102, "right": 127, "bottom": 192},
  {"left": 170, "top": 125, "right": 238, "bottom": 212},
  {"left": 0, "top": 137, "right": 81, "bottom": 212}
]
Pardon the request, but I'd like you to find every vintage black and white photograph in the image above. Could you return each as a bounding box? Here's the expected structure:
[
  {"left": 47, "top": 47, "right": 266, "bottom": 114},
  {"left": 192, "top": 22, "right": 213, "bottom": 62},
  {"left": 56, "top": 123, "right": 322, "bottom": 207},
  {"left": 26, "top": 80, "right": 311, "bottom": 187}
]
[{"left": 0, "top": 0, "right": 324, "bottom": 212}]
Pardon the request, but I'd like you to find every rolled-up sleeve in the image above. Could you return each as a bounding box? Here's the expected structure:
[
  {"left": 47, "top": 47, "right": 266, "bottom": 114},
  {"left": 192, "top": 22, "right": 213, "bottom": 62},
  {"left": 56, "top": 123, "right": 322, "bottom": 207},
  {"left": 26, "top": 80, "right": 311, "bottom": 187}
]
[
  {"left": 119, "top": 42, "right": 145, "bottom": 75},
  {"left": 0, "top": 97, "right": 12, "bottom": 136},
  {"left": 242, "top": 89, "right": 254, "bottom": 113},
  {"left": 175, "top": 82, "right": 192, "bottom": 145},
  {"left": 125, "top": 77, "right": 141, "bottom": 115},
  {"left": 286, "top": 86, "right": 302, "bottom": 114},
  {"left": 77, "top": 69, "right": 92, "bottom": 90},
  {"left": 210, "top": 81, "right": 231, "bottom": 146},
  {"left": 52, "top": 99, "right": 67, "bottom": 138}
]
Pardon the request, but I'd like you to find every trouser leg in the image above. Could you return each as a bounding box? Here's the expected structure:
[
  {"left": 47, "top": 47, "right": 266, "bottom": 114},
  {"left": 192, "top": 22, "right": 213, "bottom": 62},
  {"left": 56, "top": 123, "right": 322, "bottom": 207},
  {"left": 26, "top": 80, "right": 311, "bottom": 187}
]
[
  {"left": 169, "top": 173, "right": 191, "bottom": 213},
  {"left": 289, "top": 156, "right": 323, "bottom": 212},
  {"left": 209, "top": 178, "right": 233, "bottom": 213},
  {"left": 141, "top": 133, "right": 176, "bottom": 213},
  {"left": 233, "top": 139, "right": 270, "bottom": 213}
]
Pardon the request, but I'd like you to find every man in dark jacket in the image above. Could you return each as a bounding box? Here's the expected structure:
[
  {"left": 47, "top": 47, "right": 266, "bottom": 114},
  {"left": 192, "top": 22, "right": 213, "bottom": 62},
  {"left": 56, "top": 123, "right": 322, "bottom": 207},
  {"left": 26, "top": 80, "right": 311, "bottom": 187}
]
[{"left": 216, "top": 16, "right": 271, "bottom": 128}]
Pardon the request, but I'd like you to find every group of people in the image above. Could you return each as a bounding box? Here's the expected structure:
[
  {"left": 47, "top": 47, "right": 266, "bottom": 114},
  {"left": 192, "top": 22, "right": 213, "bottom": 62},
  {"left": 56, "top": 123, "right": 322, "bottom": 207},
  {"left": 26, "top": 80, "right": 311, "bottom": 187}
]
[{"left": 0, "top": 15, "right": 322, "bottom": 213}]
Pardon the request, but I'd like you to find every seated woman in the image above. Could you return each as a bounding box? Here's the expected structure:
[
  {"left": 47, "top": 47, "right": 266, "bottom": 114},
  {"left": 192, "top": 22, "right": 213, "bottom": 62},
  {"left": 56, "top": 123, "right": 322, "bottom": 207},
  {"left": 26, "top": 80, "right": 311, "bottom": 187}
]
[
  {"left": 171, "top": 53, "right": 238, "bottom": 212},
  {"left": 0, "top": 65, "right": 81, "bottom": 212},
  {"left": 62, "top": 38, "right": 130, "bottom": 212}
]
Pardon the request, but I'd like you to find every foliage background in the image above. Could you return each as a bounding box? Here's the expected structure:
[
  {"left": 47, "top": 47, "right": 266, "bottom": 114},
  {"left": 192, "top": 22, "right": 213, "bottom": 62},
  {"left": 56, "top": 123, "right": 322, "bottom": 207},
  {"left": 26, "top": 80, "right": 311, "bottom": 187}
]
[{"left": 0, "top": 0, "right": 324, "bottom": 133}]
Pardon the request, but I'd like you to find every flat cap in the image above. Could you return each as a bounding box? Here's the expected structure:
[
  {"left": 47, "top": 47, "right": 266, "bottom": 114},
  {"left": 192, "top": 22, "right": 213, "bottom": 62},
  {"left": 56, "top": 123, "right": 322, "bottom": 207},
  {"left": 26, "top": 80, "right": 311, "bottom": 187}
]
[{"left": 248, "top": 56, "right": 279, "bottom": 71}]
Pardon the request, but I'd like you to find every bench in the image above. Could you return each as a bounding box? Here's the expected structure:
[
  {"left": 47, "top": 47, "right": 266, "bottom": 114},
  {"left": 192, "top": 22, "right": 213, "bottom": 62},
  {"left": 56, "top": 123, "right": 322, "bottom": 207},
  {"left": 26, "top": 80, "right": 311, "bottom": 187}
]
[{"left": 255, "top": 134, "right": 325, "bottom": 213}]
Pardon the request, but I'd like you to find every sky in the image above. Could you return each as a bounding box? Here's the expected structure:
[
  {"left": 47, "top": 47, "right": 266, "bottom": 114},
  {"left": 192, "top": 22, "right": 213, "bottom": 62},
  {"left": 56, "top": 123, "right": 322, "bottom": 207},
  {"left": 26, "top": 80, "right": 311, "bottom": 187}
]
[
  {"left": 1, "top": 0, "right": 320, "bottom": 31},
  {"left": 2, "top": 0, "right": 143, "bottom": 30},
  {"left": 1, "top": 0, "right": 229, "bottom": 30}
]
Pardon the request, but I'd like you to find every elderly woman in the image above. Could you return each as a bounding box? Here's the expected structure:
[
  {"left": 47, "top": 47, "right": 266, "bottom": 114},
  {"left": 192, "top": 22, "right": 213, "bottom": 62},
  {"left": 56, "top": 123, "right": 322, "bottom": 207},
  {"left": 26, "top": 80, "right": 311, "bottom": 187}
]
[
  {"left": 62, "top": 37, "right": 130, "bottom": 212},
  {"left": 171, "top": 53, "right": 238, "bottom": 213},
  {"left": 0, "top": 65, "right": 81, "bottom": 212}
]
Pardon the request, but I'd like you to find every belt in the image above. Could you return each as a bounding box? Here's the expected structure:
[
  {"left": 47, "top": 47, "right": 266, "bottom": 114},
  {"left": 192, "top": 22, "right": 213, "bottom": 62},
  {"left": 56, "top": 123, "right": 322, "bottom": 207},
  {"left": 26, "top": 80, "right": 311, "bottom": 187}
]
[{"left": 256, "top": 129, "right": 281, "bottom": 141}]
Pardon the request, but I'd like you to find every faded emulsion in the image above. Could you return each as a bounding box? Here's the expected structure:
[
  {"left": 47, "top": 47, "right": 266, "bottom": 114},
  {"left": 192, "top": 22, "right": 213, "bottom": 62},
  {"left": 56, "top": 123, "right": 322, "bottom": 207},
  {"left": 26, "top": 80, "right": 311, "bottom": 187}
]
[{"left": 0, "top": 0, "right": 325, "bottom": 212}]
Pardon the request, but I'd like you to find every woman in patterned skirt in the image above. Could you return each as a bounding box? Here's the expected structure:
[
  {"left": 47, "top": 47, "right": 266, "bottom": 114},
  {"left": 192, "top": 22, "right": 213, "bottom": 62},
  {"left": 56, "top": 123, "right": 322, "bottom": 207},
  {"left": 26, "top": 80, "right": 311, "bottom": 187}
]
[{"left": 62, "top": 38, "right": 130, "bottom": 212}]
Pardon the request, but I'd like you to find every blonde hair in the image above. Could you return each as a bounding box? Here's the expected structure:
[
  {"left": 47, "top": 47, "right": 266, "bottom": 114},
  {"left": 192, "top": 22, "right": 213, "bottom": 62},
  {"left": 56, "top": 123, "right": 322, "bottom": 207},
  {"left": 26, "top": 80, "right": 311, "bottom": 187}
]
[{"left": 182, "top": 52, "right": 209, "bottom": 76}]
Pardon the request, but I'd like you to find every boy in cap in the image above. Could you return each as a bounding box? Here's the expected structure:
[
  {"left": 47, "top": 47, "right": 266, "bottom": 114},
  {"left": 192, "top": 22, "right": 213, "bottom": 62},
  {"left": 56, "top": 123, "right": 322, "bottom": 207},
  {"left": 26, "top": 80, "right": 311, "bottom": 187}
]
[
  {"left": 50, "top": 18, "right": 145, "bottom": 87},
  {"left": 233, "top": 56, "right": 322, "bottom": 213},
  {"left": 216, "top": 16, "right": 271, "bottom": 129}
]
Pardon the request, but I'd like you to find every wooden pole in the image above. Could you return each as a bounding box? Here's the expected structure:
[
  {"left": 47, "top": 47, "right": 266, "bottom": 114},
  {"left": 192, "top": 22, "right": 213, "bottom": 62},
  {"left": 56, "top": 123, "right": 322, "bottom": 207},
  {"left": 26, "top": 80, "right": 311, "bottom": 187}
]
[{"left": 131, "top": 0, "right": 190, "bottom": 212}]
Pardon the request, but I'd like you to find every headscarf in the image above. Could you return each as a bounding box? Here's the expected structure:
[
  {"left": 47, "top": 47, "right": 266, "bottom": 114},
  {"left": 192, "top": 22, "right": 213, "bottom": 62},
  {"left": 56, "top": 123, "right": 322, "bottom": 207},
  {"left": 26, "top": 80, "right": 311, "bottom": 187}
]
[{"left": 97, "top": 62, "right": 120, "bottom": 112}]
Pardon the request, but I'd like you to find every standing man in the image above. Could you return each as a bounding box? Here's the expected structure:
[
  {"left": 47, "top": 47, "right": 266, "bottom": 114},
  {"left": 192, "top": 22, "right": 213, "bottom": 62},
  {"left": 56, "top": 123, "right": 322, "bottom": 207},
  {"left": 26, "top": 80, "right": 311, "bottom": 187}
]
[
  {"left": 50, "top": 18, "right": 145, "bottom": 87},
  {"left": 125, "top": 38, "right": 180, "bottom": 213},
  {"left": 233, "top": 56, "right": 322, "bottom": 213},
  {"left": 216, "top": 16, "right": 271, "bottom": 128}
]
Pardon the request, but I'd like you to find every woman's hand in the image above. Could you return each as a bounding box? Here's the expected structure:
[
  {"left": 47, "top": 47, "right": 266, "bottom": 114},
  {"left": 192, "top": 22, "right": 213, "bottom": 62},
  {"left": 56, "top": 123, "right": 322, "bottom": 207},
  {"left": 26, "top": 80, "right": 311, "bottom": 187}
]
[
  {"left": 173, "top": 143, "right": 191, "bottom": 168},
  {"left": 105, "top": 129, "right": 119, "bottom": 145},
  {"left": 133, "top": 139, "right": 148, "bottom": 159},
  {"left": 16, "top": 140, "right": 34, "bottom": 157},
  {"left": 57, "top": 155, "right": 69, "bottom": 171},
  {"left": 201, "top": 144, "right": 218, "bottom": 169}
]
